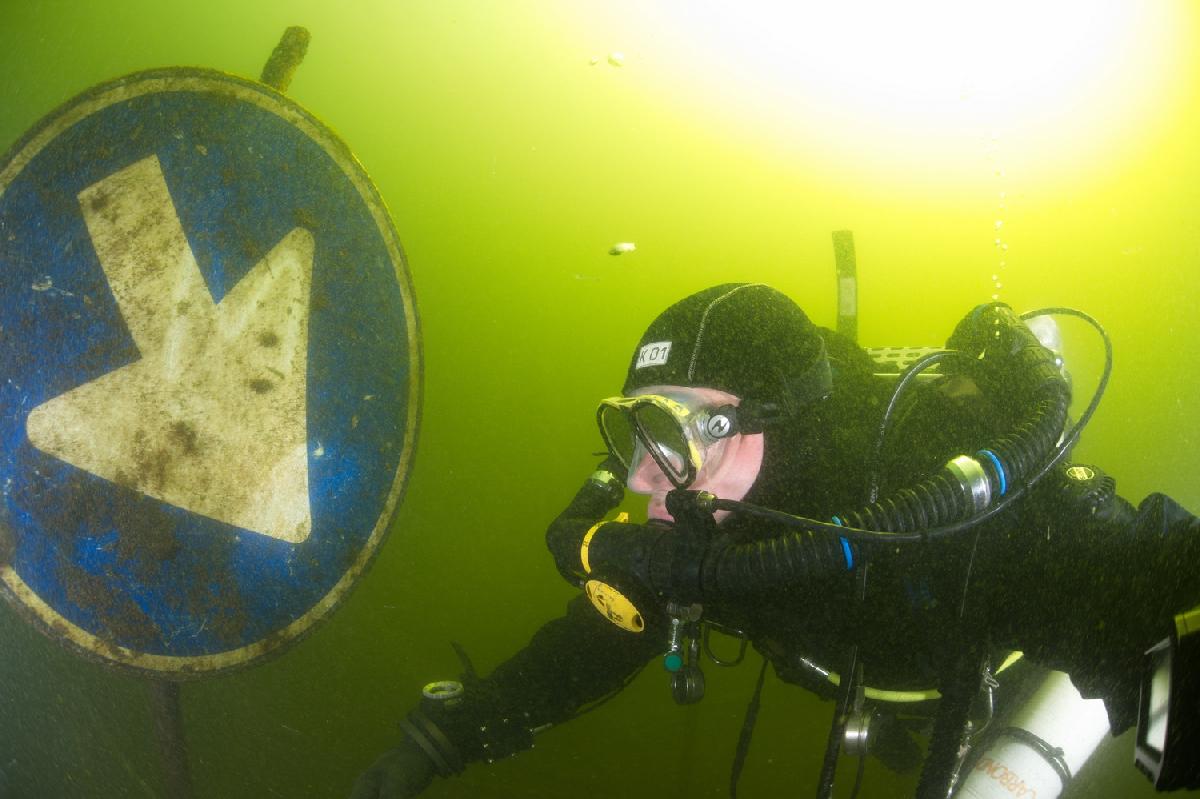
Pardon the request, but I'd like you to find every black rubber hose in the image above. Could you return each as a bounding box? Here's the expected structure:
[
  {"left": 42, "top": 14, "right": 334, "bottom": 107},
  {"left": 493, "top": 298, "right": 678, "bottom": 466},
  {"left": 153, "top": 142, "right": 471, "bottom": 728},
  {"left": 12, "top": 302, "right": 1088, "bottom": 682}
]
[
  {"left": 585, "top": 379, "right": 1069, "bottom": 602},
  {"left": 915, "top": 649, "right": 985, "bottom": 799},
  {"left": 866, "top": 349, "right": 959, "bottom": 503},
  {"left": 703, "top": 375, "right": 1071, "bottom": 597},
  {"left": 707, "top": 525, "right": 848, "bottom": 595},
  {"left": 839, "top": 388, "right": 1068, "bottom": 534},
  {"left": 694, "top": 306, "right": 1113, "bottom": 603},
  {"left": 584, "top": 306, "right": 1107, "bottom": 606}
]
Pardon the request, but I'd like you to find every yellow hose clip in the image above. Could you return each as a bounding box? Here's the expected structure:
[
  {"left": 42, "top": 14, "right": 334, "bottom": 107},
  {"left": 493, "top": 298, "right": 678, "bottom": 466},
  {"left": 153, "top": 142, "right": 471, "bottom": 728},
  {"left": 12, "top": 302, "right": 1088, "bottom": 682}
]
[{"left": 580, "top": 511, "right": 628, "bottom": 575}]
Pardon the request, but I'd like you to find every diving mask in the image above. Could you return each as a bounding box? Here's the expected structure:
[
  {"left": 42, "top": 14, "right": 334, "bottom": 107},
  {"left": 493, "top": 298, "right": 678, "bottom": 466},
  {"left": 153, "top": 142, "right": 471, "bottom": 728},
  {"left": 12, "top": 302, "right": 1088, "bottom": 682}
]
[{"left": 596, "top": 387, "right": 742, "bottom": 489}]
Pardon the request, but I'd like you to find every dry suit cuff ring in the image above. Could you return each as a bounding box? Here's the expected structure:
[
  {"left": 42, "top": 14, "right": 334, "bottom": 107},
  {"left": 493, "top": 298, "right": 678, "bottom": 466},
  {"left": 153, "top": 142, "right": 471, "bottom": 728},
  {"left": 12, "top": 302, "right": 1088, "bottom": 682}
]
[
  {"left": 589, "top": 469, "right": 621, "bottom": 490},
  {"left": 400, "top": 711, "right": 465, "bottom": 777}
]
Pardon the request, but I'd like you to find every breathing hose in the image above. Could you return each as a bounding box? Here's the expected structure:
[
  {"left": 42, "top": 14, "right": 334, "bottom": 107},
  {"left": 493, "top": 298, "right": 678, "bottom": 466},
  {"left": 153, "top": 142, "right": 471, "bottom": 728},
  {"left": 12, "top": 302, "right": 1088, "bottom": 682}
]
[{"left": 695, "top": 305, "right": 1108, "bottom": 599}]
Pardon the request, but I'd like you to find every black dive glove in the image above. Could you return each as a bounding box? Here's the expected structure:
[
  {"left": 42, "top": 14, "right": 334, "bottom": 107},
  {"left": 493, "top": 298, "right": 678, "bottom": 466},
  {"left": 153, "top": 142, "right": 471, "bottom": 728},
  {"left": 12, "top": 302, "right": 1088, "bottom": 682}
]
[{"left": 349, "top": 736, "right": 436, "bottom": 799}]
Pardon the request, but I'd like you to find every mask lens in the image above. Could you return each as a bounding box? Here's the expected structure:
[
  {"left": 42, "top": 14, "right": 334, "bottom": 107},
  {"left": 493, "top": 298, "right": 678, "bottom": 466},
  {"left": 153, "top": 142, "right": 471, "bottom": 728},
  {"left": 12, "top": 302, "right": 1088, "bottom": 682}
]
[
  {"left": 597, "top": 403, "right": 637, "bottom": 470},
  {"left": 632, "top": 403, "right": 692, "bottom": 484}
]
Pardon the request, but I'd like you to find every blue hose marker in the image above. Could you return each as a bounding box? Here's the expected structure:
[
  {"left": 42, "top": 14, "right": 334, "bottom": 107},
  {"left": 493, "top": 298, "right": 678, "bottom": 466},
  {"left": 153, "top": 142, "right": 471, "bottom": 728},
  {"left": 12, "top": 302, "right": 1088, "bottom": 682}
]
[
  {"left": 978, "top": 449, "right": 1007, "bottom": 495},
  {"left": 831, "top": 516, "right": 854, "bottom": 569}
]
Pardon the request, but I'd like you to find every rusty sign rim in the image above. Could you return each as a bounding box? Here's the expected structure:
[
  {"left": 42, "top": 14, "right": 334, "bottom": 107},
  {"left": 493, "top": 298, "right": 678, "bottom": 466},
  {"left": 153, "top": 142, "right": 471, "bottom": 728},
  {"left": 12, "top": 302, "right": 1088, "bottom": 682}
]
[{"left": 0, "top": 66, "right": 422, "bottom": 676}]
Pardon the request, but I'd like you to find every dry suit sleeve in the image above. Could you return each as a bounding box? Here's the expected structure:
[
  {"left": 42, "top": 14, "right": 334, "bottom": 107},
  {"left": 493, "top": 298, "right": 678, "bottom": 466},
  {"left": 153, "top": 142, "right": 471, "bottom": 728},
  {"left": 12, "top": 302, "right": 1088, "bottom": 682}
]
[
  {"left": 983, "top": 477, "right": 1200, "bottom": 733},
  {"left": 544, "top": 462, "right": 626, "bottom": 586},
  {"left": 420, "top": 462, "right": 660, "bottom": 765},
  {"left": 424, "top": 594, "right": 661, "bottom": 765}
]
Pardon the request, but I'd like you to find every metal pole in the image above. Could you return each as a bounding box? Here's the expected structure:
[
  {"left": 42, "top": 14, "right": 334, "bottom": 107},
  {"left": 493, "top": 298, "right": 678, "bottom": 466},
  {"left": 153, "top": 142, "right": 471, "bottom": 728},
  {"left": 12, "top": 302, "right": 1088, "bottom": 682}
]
[
  {"left": 832, "top": 230, "right": 858, "bottom": 344},
  {"left": 260, "top": 26, "right": 312, "bottom": 92},
  {"left": 148, "top": 680, "right": 195, "bottom": 799}
]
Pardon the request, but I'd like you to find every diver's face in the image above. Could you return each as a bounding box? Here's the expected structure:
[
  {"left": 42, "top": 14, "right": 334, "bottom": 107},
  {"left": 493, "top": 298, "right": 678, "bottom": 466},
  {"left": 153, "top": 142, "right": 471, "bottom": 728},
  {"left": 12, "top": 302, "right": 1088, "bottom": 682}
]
[{"left": 625, "top": 385, "right": 764, "bottom": 522}]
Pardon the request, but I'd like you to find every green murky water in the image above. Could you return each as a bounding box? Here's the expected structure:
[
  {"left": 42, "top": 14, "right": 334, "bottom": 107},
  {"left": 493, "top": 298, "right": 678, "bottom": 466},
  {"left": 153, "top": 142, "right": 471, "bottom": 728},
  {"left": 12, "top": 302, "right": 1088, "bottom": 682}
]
[{"left": 2, "top": 2, "right": 1199, "bottom": 797}]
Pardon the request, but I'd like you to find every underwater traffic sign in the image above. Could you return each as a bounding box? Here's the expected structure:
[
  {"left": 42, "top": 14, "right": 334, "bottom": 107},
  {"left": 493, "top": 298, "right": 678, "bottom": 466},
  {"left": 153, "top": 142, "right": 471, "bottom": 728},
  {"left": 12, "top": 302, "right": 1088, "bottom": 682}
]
[{"left": 0, "top": 68, "right": 420, "bottom": 675}]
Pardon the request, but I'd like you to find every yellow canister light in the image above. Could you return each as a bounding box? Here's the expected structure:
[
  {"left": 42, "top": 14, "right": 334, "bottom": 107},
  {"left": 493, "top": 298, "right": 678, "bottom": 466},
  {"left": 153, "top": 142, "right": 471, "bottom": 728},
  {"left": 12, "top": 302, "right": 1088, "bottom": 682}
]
[{"left": 584, "top": 579, "right": 645, "bottom": 633}]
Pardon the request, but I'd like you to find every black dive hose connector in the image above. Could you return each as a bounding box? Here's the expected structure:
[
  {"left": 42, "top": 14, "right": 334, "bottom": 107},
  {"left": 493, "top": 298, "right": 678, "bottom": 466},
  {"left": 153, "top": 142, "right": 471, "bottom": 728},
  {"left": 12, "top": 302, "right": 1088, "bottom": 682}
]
[{"left": 946, "top": 303, "right": 1066, "bottom": 395}]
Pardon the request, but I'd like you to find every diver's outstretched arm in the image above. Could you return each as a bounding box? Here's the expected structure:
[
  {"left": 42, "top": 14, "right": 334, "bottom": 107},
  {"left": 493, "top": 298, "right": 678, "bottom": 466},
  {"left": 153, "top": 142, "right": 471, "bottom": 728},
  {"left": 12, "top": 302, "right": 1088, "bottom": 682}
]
[{"left": 350, "top": 464, "right": 656, "bottom": 798}]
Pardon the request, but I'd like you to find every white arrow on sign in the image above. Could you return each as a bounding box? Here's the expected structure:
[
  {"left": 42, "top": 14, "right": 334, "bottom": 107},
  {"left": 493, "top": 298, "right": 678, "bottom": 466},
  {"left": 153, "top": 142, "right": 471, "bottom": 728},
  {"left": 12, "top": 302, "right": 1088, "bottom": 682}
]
[{"left": 26, "top": 154, "right": 314, "bottom": 544}]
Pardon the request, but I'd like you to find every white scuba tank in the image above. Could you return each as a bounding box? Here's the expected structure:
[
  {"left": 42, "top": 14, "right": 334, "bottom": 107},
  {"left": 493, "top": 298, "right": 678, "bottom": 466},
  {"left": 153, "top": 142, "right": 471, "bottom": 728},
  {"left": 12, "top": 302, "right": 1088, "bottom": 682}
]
[{"left": 955, "top": 670, "right": 1109, "bottom": 799}]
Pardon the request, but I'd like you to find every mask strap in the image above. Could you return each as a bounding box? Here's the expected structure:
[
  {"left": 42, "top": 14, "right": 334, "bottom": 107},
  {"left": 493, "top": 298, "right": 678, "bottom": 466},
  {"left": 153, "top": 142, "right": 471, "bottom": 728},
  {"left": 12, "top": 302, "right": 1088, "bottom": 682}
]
[{"left": 736, "top": 339, "right": 833, "bottom": 433}]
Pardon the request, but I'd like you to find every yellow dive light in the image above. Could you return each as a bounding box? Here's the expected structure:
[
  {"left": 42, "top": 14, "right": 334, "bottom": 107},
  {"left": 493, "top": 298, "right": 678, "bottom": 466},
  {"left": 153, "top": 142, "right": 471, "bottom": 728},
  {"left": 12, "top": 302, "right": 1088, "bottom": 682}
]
[{"left": 584, "top": 580, "right": 644, "bottom": 633}]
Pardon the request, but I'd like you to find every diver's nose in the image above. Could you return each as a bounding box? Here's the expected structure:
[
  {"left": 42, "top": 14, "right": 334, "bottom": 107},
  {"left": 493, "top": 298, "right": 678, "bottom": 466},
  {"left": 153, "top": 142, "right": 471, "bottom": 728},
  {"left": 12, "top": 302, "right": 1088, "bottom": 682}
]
[{"left": 628, "top": 451, "right": 673, "bottom": 492}]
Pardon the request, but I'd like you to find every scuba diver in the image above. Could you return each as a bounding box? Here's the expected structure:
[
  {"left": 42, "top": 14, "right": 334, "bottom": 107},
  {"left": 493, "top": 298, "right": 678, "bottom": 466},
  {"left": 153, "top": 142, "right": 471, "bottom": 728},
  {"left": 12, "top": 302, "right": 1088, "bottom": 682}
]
[{"left": 351, "top": 283, "right": 1200, "bottom": 798}]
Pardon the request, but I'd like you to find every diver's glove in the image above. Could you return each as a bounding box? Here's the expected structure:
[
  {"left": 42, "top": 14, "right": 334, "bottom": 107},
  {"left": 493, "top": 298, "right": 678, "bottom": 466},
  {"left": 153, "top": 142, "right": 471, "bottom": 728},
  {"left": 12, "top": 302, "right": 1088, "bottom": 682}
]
[{"left": 348, "top": 736, "right": 436, "bottom": 799}]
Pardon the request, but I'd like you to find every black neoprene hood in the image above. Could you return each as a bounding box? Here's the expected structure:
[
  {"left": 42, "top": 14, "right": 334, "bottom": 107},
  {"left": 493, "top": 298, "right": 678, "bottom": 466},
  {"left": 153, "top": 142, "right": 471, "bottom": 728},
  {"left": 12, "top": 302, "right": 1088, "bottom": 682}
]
[{"left": 621, "top": 283, "right": 827, "bottom": 407}]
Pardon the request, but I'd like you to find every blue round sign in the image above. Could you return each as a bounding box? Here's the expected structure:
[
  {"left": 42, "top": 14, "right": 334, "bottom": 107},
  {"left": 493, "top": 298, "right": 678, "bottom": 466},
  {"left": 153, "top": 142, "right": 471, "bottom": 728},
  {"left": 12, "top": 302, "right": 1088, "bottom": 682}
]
[{"left": 0, "top": 68, "right": 421, "bottom": 675}]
